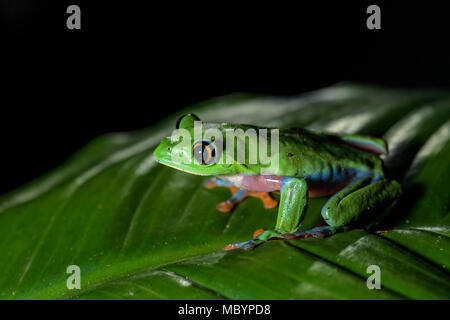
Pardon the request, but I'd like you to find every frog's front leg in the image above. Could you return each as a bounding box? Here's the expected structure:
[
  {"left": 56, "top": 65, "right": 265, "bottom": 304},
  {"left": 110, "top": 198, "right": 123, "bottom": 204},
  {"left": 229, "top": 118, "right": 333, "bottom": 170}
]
[
  {"left": 223, "top": 178, "right": 308, "bottom": 250},
  {"left": 204, "top": 177, "right": 278, "bottom": 213}
]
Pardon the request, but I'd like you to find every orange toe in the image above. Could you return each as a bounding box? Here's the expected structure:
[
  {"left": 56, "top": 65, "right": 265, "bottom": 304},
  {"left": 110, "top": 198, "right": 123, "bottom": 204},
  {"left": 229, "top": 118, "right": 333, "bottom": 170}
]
[
  {"left": 253, "top": 228, "right": 265, "bottom": 238},
  {"left": 247, "top": 191, "right": 279, "bottom": 210},
  {"left": 216, "top": 202, "right": 234, "bottom": 213},
  {"left": 223, "top": 243, "right": 241, "bottom": 251},
  {"left": 204, "top": 179, "right": 216, "bottom": 189},
  {"left": 263, "top": 198, "right": 278, "bottom": 209}
]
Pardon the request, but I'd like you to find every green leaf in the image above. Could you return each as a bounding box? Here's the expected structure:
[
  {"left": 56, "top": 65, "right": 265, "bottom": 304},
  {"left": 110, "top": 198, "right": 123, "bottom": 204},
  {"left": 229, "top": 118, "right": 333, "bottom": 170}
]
[{"left": 1, "top": 83, "right": 449, "bottom": 299}]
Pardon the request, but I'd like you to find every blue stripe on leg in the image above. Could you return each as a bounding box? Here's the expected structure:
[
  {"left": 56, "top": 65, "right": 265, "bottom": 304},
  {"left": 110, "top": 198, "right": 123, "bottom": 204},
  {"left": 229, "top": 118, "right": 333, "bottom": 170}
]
[
  {"left": 286, "top": 226, "right": 334, "bottom": 239},
  {"left": 215, "top": 178, "right": 234, "bottom": 187},
  {"left": 228, "top": 189, "right": 247, "bottom": 202},
  {"left": 204, "top": 177, "right": 235, "bottom": 188}
]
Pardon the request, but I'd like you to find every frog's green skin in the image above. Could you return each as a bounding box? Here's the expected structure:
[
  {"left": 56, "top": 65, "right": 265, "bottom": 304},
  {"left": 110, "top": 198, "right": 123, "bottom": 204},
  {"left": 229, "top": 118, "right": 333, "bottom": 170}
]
[{"left": 154, "top": 114, "right": 402, "bottom": 250}]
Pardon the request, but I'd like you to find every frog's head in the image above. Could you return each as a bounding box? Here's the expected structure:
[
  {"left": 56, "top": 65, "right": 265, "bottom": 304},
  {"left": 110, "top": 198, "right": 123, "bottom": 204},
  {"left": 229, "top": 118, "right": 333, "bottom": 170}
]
[{"left": 153, "top": 114, "right": 263, "bottom": 176}]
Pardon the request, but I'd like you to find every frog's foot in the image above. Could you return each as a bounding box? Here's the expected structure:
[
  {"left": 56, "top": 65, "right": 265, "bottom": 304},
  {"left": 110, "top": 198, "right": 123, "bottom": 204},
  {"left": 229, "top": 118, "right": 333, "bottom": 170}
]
[
  {"left": 247, "top": 191, "right": 278, "bottom": 209},
  {"left": 204, "top": 178, "right": 240, "bottom": 212},
  {"left": 205, "top": 178, "right": 278, "bottom": 213},
  {"left": 216, "top": 187, "right": 244, "bottom": 213},
  {"left": 223, "top": 227, "right": 335, "bottom": 251},
  {"left": 216, "top": 201, "right": 235, "bottom": 213},
  {"left": 281, "top": 226, "right": 335, "bottom": 240},
  {"left": 204, "top": 178, "right": 219, "bottom": 189},
  {"left": 223, "top": 229, "right": 282, "bottom": 251},
  {"left": 218, "top": 191, "right": 277, "bottom": 212}
]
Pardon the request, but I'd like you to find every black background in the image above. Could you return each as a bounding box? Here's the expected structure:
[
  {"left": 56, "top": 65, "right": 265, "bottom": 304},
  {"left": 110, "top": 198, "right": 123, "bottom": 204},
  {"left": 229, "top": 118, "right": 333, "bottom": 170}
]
[{"left": 1, "top": 1, "right": 450, "bottom": 195}]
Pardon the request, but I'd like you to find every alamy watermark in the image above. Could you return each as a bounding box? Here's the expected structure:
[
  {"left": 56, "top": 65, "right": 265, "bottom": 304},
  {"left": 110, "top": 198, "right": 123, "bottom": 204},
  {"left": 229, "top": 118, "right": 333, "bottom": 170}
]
[
  {"left": 65, "top": 5, "right": 380, "bottom": 31},
  {"left": 366, "top": 5, "right": 381, "bottom": 30},
  {"left": 66, "top": 5, "right": 81, "bottom": 30},
  {"left": 66, "top": 265, "right": 81, "bottom": 290},
  {"left": 366, "top": 264, "right": 381, "bottom": 289}
]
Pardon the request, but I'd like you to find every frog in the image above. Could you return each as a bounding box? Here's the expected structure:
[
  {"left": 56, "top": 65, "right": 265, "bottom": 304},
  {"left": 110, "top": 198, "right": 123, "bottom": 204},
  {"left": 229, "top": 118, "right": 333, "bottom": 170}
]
[{"left": 153, "top": 114, "right": 402, "bottom": 250}]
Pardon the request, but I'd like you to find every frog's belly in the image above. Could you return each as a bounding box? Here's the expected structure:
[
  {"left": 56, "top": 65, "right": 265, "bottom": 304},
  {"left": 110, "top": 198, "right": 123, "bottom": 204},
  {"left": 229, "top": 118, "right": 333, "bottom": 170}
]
[
  {"left": 220, "top": 174, "right": 282, "bottom": 192},
  {"left": 306, "top": 180, "right": 351, "bottom": 198},
  {"left": 219, "top": 174, "right": 351, "bottom": 197}
]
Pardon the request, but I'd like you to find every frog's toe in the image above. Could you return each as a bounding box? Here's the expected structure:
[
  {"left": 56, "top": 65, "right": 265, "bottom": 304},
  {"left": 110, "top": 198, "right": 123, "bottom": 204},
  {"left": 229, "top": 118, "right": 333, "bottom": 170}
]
[
  {"left": 223, "top": 229, "right": 281, "bottom": 251},
  {"left": 253, "top": 228, "right": 265, "bottom": 238},
  {"left": 223, "top": 239, "right": 260, "bottom": 251},
  {"left": 204, "top": 178, "right": 217, "bottom": 189},
  {"left": 247, "top": 191, "right": 278, "bottom": 210},
  {"left": 216, "top": 201, "right": 234, "bottom": 213},
  {"left": 262, "top": 197, "right": 278, "bottom": 209},
  {"left": 223, "top": 240, "right": 247, "bottom": 251}
]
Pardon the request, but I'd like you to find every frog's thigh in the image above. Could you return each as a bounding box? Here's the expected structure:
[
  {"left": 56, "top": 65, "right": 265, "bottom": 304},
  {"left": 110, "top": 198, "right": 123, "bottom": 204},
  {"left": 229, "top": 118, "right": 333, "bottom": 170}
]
[
  {"left": 321, "top": 177, "right": 402, "bottom": 229},
  {"left": 275, "top": 178, "right": 308, "bottom": 233}
]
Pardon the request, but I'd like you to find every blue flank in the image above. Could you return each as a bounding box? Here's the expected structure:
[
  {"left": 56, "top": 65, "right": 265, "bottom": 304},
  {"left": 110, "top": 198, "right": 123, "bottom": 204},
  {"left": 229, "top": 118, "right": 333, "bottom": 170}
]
[{"left": 281, "top": 167, "right": 384, "bottom": 192}]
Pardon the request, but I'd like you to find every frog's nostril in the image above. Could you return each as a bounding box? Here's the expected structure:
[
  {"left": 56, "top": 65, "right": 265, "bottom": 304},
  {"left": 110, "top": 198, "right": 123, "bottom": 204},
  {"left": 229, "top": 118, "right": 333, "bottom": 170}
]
[{"left": 168, "top": 147, "right": 171, "bottom": 151}]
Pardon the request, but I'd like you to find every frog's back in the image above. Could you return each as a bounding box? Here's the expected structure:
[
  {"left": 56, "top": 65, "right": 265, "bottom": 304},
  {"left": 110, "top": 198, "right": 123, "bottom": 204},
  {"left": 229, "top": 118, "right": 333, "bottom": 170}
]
[{"left": 273, "top": 127, "right": 385, "bottom": 180}]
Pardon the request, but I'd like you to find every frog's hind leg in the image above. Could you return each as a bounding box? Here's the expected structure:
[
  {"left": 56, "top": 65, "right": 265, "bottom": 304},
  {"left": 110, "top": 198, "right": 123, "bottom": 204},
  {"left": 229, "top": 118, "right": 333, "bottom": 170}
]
[
  {"left": 204, "top": 178, "right": 278, "bottom": 213},
  {"left": 223, "top": 176, "right": 402, "bottom": 250},
  {"left": 281, "top": 176, "right": 402, "bottom": 240},
  {"left": 321, "top": 176, "right": 402, "bottom": 231}
]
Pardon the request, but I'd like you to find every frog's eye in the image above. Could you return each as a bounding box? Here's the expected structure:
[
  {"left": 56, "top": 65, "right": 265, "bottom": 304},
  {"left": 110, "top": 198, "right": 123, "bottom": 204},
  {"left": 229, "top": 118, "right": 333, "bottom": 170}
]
[
  {"left": 192, "top": 141, "right": 216, "bottom": 165},
  {"left": 176, "top": 114, "right": 200, "bottom": 129}
]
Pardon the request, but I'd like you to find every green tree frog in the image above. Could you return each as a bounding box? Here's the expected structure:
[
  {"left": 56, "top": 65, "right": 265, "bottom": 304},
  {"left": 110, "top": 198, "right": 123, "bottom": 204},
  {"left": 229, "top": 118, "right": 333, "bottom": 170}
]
[{"left": 153, "top": 114, "right": 402, "bottom": 250}]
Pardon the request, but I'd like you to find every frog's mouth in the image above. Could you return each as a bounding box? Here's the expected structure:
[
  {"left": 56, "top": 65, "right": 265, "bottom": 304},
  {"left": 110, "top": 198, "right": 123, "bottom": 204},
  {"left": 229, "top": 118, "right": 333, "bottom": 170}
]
[
  {"left": 155, "top": 158, "right": 212, "bottom": 176},
  {"left": 153, "top": 140, "right": 234, "bottom": 176}
]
